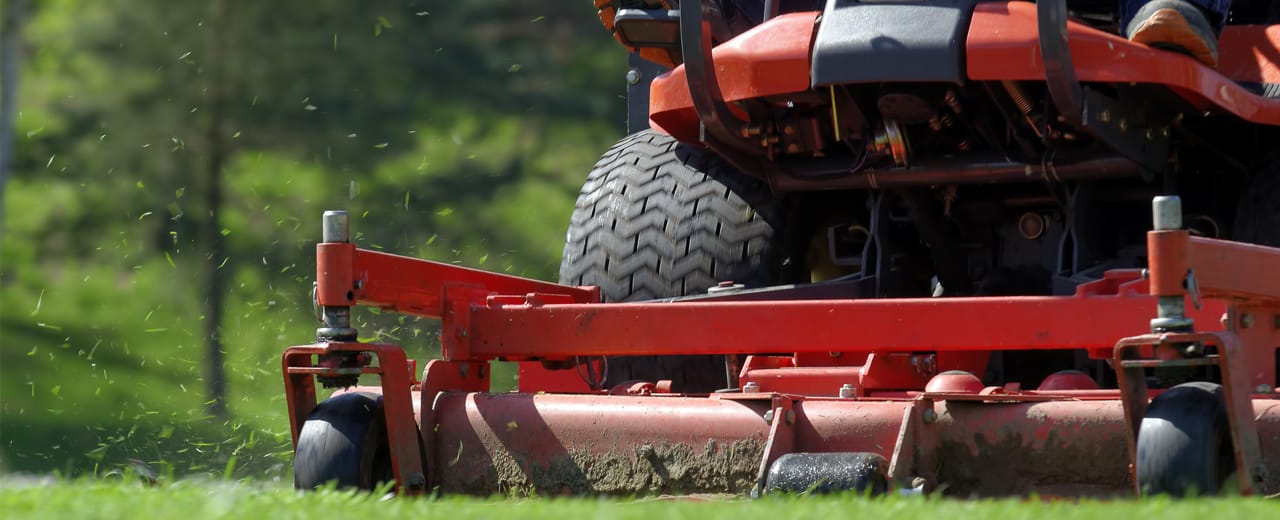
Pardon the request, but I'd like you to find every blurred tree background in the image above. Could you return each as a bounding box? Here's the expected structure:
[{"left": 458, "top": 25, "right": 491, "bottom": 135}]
[{"left": 0, "top": 0, "right": 627, "bottom": 479}]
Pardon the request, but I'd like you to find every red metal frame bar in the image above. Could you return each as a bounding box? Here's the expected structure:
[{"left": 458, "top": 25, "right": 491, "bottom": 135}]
[
  {"left": 1148, "top": 231, "right": 1280, "bottom": 305},
  {"left": 316, "top": 245, "right": 600, "bottom": 314},
  {"left": 453, "top": 292, "right": 1223, "bottom": 361}
]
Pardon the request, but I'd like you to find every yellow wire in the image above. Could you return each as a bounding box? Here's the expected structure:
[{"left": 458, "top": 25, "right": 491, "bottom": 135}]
[{"left": 829, "top": 86, "right": 841, "bottom": 142}]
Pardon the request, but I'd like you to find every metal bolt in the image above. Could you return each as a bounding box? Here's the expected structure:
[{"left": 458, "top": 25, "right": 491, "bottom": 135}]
[
  {"left": 1099, "top": 110, "right": 1111, "bottom": 123},
  {"left": 763, "top": 409, "right": 775, "bottom": 424},
  {"left": 1161, "top": 126, "right": 1170, "bottom": 137},
  {"left": 1257, "top": 384, "right": 1274, "bottom": 394},
  {"left": 1152, "top": 196, "right": 1182, "bottom": 231},
  {"left": 839, "top": 384, "right": 854, "bottom": 398},
  {"left": 1118, "top": 118, "right": 1128, "bottom": 132},
  {"left": 407, "top": 472, "right": 426, "bottom": 490},
  {"left": 743, "top": 381, "right": 760, "bottom": 393},
  {"left": 922, "top": 409, "right": 938, "bottom": 424},
  {"left": 1144, "top": 129, "right": 1154, "bottom": 141},
  {"left": 626, "top": 69, "right": 642, "bottom": 85},
  {"left": 322, "top": 210, "right": 350, "bottom": 243},
  {"left": 1141, "top": 269, "right": 1150, "bottom": 280},
  {"left": 1240, "top": 313, "right": 1254, "bottom": 329}
]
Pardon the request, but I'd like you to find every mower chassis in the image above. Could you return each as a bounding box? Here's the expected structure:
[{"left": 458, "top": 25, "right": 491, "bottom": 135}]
[{"left": 283, "top": 0, "right": 1280, "bottom": 498}]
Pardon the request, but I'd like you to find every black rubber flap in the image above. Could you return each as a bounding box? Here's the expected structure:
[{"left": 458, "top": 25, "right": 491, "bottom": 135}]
[{"left": 811, "top": 0, "right": 980, "bottom": 87}]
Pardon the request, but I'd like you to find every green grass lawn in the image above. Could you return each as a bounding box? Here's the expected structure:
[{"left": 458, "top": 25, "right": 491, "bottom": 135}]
[{"left": 2, "top": 481, "right": 1275, "bottom": 520}]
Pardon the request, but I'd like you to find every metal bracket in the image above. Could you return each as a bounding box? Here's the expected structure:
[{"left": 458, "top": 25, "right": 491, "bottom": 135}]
[
  {"left": 1037, "top": 0, "right": 1170, "bottom": 173},
  {"left": 677, "top": 0, "right": 777, "bottom": 178},
  {"left": 1113, "top": 332, "right": 1265, "bottom": 495}
]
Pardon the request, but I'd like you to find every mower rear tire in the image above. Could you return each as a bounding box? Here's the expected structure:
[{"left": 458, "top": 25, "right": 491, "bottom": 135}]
[
  {"left": 559, "top": 129, "right": 790, "bottom": 392},
  {"left": 1234, "top": 159, "right": 1280, "bottom": 247},
  {"left": 1135, "top": 381, "right": 1235, "bottom": 497},
  {"left": 293, "top": 392, "right": 395, "bottom": 491}
]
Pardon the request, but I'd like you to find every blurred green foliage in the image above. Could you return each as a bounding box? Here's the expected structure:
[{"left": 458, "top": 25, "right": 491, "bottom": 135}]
[{"left": 1, "top": 0, "right": 627, "bottom": 479}]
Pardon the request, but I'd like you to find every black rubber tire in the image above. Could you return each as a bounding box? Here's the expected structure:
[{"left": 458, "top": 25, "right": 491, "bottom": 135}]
[
  {"left": 763, "top": 452, "right": 889, "bottom": 496},
  {"left": 1136, "top": 381, "right": 1235, "bottom": 497},
  {"left": 293, "top": 392, "right": 395, "bottom": 490},
  {"left": 1234, "top": 160, "right": 1280, "bottom": 247},
  {"left": 559, "top": 129, "right": 790, "bottom": 392}
]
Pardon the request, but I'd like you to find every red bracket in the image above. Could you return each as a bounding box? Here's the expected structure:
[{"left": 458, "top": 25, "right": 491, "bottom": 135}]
[{"left": 282, "top": 341, "right": 424, "bottom": 493}]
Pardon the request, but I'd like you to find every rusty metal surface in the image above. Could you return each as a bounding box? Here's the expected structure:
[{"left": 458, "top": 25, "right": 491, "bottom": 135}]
[
  {"left": 420, "top": 391, "right": 1280, "bottom": 497},
  {"left": 431, "top": 393, "right": 771, "bottom": 495},
  {"left": 931, "top": 399, "right": 1132, "bottom": 496}
]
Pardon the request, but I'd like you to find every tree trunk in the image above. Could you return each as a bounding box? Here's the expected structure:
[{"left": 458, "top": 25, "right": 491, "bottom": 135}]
[
  {"left": 0, "top": 0, "right": 27, "bottom": 245},
  {"left": 202, "top": 0, "right": 232, "bottom": 417}
]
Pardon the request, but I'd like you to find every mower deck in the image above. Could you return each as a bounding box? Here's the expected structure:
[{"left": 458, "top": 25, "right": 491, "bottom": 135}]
[{"left": 284, "top": 205, "right": 1280, "bottom": 497}]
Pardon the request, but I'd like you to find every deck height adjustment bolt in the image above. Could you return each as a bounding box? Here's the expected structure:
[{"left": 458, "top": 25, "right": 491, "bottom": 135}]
[
  {"left": 322, "top": 210, "right": 350, "bottom": 243},
  {"left": 1151, "top": 196, "right": 1181, "bottom": 231},
  {"left": 839, "top": 384, "right": 854, "bottom": 398}
]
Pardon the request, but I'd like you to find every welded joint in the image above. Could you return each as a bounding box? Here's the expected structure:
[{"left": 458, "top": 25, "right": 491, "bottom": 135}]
[{"left": 752, "top": 400, "right": 797, "bottom": 498}]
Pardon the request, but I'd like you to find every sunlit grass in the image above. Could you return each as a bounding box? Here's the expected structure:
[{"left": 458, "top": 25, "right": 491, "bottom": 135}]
[{"left": 2, "top": 479, "right": 1274, "bottom": 520}]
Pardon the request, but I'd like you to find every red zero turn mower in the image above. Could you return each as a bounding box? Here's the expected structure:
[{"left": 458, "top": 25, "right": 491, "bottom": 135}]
[{"left": 285, "top": 0, "right": 1280, "bottom": 497}]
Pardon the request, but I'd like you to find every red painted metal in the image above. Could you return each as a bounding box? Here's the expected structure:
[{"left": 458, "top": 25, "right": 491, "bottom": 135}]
[
  {"left": 924, "top": 371, "right": 985, "bottom": 393},
  {"left": 420, "top": 390, "right": 1280, "bottom": 496},
  {"left": 1185, "top": 235, "right": 1280, "bottom": 305},
  {"left": 1145, "top": 229, "right": 1280, "bottom": 388},
  {"left": 417, "top": 359, "right": 488, "bottom": 490},
  {"left": 456, "top": 291, "right": 1224, "bottom": 362},
  {"left": 645, "top": 3, "right": 1280, "bottom": 144},
  {"left": 648, "top": 12, "right": 817, "bottom": 142},
  {"left": 755, "top": 398, "right": 797, "bottom": 495},
  {"left": 314, "top": 246, "right": 599, "bottom": 312},
  {"left": 966, "top": 3, "right": 1280, "bottom": 124},
  {"left": 517, "top": 361, "right": 596, "bottom": 394},
  {"left": 1037, "top": 370, "right": 1100, "bottom": 391},
  {"left": 291, "top": 222, "right": 1279, "bottom": 496}
]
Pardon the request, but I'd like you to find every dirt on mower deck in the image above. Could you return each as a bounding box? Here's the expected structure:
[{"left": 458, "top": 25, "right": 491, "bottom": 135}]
[{"left": 444, "top": 438, "right": 765, "bottom": 497}]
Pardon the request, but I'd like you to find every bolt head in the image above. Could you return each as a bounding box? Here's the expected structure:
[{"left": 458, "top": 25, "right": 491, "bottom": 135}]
[
  {"left": 922, "top": 409, "right": 938, "bottom": 424},
  {"left": 626, "top": 69, "right": 642, "bottom": 85}
]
